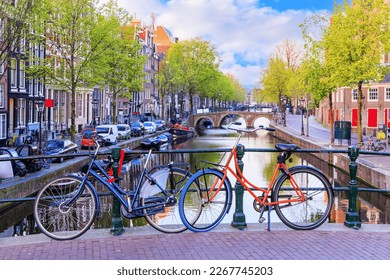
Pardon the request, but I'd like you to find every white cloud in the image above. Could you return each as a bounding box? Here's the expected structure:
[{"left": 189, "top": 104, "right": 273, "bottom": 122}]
[{"left": 104, "top": 0, "right": 325, "bottom": 89}]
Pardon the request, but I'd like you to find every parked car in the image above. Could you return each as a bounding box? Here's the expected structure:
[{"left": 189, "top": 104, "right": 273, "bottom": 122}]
[
  {"left": 154, "top": 120, "right": 166, "bottom": 131},
  {"left": 42, "top": 139, "right": 78, "bottom": 163},
  {"left": 96, "top": 124, "right": 119, "bottom": 145},
  {"left": 81, "top": 127, "right": 96, "bottom": 149},
  {"left": 143, "top": 121, "right": 157, "bottom": 134},
  {"left": 0, "top": 147, "right": 27, "bottom": 178},
  {"left": 130, "top": 122, "right": 144, "bottom": 137},
  {"left": 117, "top": 124, "right": 131, "bottom": 140}
]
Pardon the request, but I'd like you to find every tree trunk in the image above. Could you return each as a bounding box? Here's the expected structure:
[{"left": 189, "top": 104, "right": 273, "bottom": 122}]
[
  {"left": 112, "top": 87, "right": 117, "bottom": 125},
  {"left": 357, "top": 80, "right": 363, "bottom": 143},
  {"left": 329, "top": 93, "right": 334, "bottom": 144}
]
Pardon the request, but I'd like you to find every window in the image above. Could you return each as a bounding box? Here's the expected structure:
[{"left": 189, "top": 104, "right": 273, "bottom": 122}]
[
  {"left": 386, "top": 88, "right": 390, "bottom": 101},
  {"left": 0, "top": 84, "right": 4, "bottom": 108},
  {"left": 0, "top": 54, "right": 4, "bottom": 74},
  {"left": 77, "top": 93, "right": 83, "bottom": 117},
  {"left": 17, "top": 98, "right": 26, "bottom": 127},
  {"left": 10, "top": 59, "right": 17, "bottom": 88},
  {"left": 0, "top": 114, "right": 6, "bottom": 140},
  {"left": 20, "top": 60, "right": 25, "bottom": 89},
  {"left": 368, "top": 88, "right": 378, "bottom": 101},
  {"left": 352, "top": 89, "right": 358, "bottom": 101}
]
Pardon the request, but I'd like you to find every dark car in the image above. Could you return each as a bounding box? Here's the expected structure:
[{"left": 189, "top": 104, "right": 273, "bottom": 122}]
[
  {"left": 130, "top": 122, "right": 144, "bottom": 137},
  {"left": 42, "top": 139, "right": 78, "bottom": 163}
]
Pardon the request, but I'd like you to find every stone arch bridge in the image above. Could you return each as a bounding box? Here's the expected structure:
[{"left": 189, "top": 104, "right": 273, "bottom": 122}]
[{"left": 189, "top": 111, "right": 273, "bottom": 129}]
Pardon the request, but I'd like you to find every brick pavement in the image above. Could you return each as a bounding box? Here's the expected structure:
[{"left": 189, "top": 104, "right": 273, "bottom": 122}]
[{"left": 0, "top": 223, "right": 389, "bottom": 260}]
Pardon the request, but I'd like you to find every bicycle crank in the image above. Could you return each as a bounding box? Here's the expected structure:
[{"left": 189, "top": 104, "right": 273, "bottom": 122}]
[{"left": 253, "top": 196, "right": 265, "bottom": 212}]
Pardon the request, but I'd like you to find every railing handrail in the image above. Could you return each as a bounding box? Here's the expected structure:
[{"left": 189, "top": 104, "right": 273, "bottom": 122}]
[{"left": 1, "top": 146, "right": 389, "bottom": 229}]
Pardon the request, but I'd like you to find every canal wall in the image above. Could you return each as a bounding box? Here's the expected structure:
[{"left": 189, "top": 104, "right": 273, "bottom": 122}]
[{"left": 274, "top": 127, "right": 390, "bottom": 191}]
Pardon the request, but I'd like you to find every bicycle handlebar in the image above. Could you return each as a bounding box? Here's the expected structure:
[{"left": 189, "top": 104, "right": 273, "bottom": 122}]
[{"left": 227, "top": 122, "right": 275, "bottom": 133}]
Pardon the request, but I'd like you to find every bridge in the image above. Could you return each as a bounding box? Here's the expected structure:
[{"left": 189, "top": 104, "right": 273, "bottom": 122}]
[{"left": 189, "top": 111, "right": 273, "bottom": 128}]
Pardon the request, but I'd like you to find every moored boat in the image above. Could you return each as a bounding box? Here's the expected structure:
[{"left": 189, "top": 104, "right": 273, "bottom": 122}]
[
  {"left": 169, "top": 124, "right": 195, "bottom": 139},
  {"left": 140, "top": 137, "right": 162, "bottom": 150}
]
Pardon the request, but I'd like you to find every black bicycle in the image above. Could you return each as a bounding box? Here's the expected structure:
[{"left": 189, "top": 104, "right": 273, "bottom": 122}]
[{"left": 33, "top": 136, "right": 194, "bottom": 240}]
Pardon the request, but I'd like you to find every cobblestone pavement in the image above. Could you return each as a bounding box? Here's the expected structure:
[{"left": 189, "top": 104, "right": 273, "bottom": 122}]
[{"left": 0, "top": 223, "right": 389, "bottom": 260}]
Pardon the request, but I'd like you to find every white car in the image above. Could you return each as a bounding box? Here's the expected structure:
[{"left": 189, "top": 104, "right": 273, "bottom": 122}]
[
  {"left": 117, "top": 124, "right": 131, "bottom": 140},
  {"left": 143, "top": 121, "right": 157, "bottom": 134},
  {"left": 96, "top": 124, "right": 119, "bottom": 145}
]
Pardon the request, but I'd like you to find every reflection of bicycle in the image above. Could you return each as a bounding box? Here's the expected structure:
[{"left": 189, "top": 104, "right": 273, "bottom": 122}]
[
  {"left": 179, "top": 122, "right": 334, "bottom": 232},
  {"left": 33, "top": 136, "right": 192, "bottom": 240}
]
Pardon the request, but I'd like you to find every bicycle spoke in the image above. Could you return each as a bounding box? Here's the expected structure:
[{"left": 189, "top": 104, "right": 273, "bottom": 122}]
[{"left": 273, "top": 167, "right": 333, "bottom": 230}]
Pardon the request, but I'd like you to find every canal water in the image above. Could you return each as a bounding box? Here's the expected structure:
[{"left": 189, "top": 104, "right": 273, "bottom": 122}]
[{"left": 1, "top": 128, "right": 389, "bottom": 238}]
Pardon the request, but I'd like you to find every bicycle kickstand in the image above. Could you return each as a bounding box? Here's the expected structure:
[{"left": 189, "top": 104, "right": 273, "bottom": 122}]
[{"left": 258, "top": 205, "right": 272, "bottom": 232}]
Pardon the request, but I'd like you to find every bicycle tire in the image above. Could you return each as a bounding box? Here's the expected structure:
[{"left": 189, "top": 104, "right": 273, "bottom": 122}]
[
  {"left": 179, "top": 168, "right": 232, "bottom": 232},
  {"left": 141, "top": 168, "right": 192, "bottom": 233},
  {"left": 374, "top": 143, "right": 386, "bottom": 152},
  {"left": 33, "top": 176, "right": 97, "bottom": 240},
  {"left": 272, "top": 166, "right": 334, "bottom": 230}
]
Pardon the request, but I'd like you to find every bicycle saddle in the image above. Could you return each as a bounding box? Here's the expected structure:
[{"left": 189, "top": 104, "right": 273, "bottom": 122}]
[{"left": 275, "top": 143, "right": 299, "bottom": 152}]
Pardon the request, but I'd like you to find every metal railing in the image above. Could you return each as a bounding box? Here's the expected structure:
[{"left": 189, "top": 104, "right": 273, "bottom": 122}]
[{"left": 1, "top": 146, "right": 390, "bottom": 231}]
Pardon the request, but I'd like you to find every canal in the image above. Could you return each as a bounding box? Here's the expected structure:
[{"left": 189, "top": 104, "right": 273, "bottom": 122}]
[{"left": 1, "top": 128, "right": 390, "bottom": 237}]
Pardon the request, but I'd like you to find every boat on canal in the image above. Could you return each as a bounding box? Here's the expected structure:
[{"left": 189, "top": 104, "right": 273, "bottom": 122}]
[{"left": 169, "top": 124, "right": 195, "bottom": 139}]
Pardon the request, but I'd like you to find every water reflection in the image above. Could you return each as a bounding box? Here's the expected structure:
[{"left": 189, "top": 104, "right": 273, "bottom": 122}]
[{"left": 1, "top": 129, "right": 390, "bottom": 238}]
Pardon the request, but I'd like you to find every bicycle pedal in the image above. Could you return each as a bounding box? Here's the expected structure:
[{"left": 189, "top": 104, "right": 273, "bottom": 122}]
[{"left": 258, "top": 217, "right": 266, "bottom": 223}]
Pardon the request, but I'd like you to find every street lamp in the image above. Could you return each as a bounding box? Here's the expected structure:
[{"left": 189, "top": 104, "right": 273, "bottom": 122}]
[
  {"left": 35, "top": 100, "right": 45, "bottom": 153},
  {"left": 300, "top": 98, "right": 305, "bottom": 136},
  {"left": 92, "top": 98, "right": 98, "bottom": 127}
]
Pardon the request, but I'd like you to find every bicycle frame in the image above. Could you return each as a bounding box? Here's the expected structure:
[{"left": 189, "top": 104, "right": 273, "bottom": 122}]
[
  {"left": 199, "top": 125, "right": 306, "bottom": 211},
  {"left": 66, "top": 142, "right": 189, "bottom": 216}
]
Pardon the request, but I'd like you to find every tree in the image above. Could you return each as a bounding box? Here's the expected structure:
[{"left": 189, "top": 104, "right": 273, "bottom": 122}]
[
  {"left": 166, "top": 37, "right": 220, "bottom": 116},
  {"left": 96, "top": 0, "right": 145, "bottom": 125},
  {"left": 29, "top": 0, "right": 119, "bottom": 141},
  {"left": 260, "top": 56, "right": 291, "bottom": 126},
  {"left": 300, "top": 12, "right": 337, "bottom": 141},
  {"left": 323, "top": 0, "right": 390, "bottom": 143}
]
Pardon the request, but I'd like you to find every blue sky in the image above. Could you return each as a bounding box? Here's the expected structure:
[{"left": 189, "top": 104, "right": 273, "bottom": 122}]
[
  {"left": 107, "top": 0, "right": 341, "bottom": 89},
  {"left": 258, "top": 0, "right": 338, "bottom": 11}
]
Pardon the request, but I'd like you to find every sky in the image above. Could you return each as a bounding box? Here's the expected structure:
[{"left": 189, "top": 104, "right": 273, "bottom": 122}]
[{"left": 103, "top": 0, "right": 343, "bottom": 90}]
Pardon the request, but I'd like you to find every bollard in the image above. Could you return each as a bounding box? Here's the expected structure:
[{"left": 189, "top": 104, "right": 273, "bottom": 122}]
[
  {"left": 110, "top": 146, "right": 125, "bottom": 236},
  {"left": 344, "top": 146, "right": 362, "bottom": 229},
  {"left": 231, "top": 144, "right": 247, "bottom": 229}
]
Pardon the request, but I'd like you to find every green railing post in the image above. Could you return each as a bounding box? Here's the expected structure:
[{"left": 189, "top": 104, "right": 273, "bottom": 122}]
[
  {"left": 110, "top": 146, "right": 125, "bottom": 236},
  {"left": 231, "top": 144, "right": 247, "bottom": 229},
  {"left": 344, "top": 145, "right": 362, "bottom": 229}
]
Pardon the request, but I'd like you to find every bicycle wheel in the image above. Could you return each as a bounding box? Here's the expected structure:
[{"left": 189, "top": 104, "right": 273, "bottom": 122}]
[
  {"left": 179, "top": 168, "right": 232, "bottom": 232},
  {"left": 374, "top": 143, "right": 386, "bottom": 152},
  {"left": 34, "top": 176, "right": 97, "bottom": 240},
  {"left": 272, "top": 166, "right": 334, "bottom": 230},
  {"left": 141, "top": 168, "right": 191, "bottom": 233}
]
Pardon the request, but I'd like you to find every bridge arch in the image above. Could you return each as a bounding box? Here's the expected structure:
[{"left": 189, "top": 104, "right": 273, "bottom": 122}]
[{"left": 189, "top": 111, "right": 273, "bottom": 129}]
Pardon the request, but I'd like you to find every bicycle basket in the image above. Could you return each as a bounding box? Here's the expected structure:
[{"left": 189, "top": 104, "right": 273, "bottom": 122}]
[{"left": 140, "top": 168, "right": 169, "bottom": 198}]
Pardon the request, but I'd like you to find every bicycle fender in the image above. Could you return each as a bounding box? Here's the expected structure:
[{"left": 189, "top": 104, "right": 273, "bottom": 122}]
[
  {"left": 67, "top": 174, "right": 101, "bottom": 219},
  {"left": 273, "top": 165, "right": 334, "bottom": 199}
]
